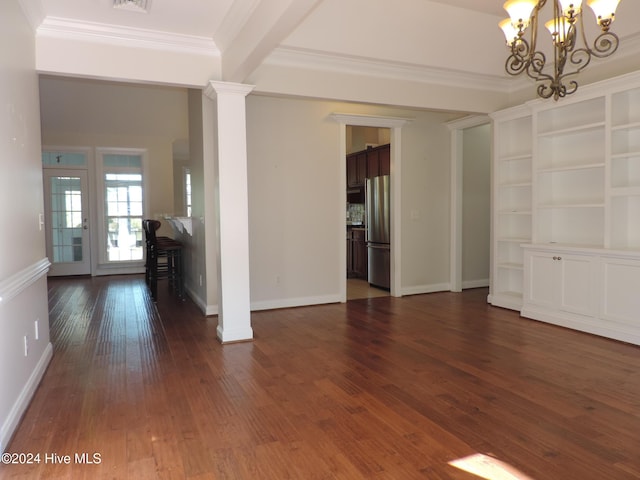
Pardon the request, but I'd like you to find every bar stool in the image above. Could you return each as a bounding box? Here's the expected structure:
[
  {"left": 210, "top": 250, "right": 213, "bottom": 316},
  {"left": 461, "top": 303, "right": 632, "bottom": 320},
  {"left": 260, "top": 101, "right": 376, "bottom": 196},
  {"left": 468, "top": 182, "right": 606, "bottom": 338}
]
[{"left": 143, "top": 219, "right": 184, "bottom": 301}]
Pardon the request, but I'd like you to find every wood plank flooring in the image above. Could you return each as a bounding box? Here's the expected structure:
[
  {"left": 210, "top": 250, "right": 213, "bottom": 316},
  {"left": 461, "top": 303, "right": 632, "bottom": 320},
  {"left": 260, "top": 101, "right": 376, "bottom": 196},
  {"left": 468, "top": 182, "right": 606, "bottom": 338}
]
[
  {"left": 2, "top": 275, "right": 640, "bottom": 479},
  {"left": 346, "top": 278, "right": 389, "bottom": 300}
]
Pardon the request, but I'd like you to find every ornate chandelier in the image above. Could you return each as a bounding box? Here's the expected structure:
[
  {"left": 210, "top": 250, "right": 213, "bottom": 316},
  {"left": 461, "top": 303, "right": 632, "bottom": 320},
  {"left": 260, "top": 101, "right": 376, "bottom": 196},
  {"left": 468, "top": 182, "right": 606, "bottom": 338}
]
[{"left": 500, "top": 0, "right": 622, "bottom": 100}]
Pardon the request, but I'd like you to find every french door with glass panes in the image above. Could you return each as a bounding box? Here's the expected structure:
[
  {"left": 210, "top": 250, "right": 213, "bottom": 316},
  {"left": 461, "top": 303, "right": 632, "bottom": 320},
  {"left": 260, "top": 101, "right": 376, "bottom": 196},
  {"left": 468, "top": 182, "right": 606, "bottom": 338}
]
[{"left": 43, "top": 169, "right": 91, "bottom": 276}]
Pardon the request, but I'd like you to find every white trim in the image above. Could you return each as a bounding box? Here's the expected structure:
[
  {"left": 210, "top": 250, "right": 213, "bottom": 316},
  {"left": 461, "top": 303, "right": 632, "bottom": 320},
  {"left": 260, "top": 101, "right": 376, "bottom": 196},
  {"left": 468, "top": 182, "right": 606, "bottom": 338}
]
[
  {"left": 0, "top": 342, "right": 53, "bottom": 454},
  {"left": 36, "top": 17, "right": 219, "bottom": 56},
  {"left": 330, "top": 113, "right": 411, "bottom": 299},
  {"left": 329, "top": 113, "right": 412, "bottom": 129},
  {"left": 446, "top": 115, "right": 491, "bottom": 293},
  {"left": 205, "top": 80, "right": 255, "bottom": 99},
  {"left": 0, "top": 258, "right": 51, "bottom": 305},
  {"left": 251, "top": 294, "right": 342, "bottom": 312},
  {"left": 183, "top": 284, "right": 218, "bottom": 316},
  {"left": 521, "top": 305, "right": 640, "bottom": 346},
  {"left": 94, "top": 147, "right": 148, "bottom": 271},
  {"left": 216, "top": 325, "right": 254, "bottom": 344},
  {"left": 401, "top": 283, "right": 451, "bottom": 296},
  {"left": 268, "top": 47, "right": 517, "bottom": 93},
  {"left": 462, "top": 278, "right": 490, "bottom": 289}
]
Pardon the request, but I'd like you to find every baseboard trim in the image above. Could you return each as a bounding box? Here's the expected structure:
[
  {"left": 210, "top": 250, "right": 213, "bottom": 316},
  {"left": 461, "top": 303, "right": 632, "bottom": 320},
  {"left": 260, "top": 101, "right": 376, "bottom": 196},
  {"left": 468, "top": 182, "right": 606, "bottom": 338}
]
[
  {"left": 462, "top": 278, "right": 489, "bottom": 289},
  {"left": 251, "top": 294, "right": 341, "bottom": 312},
  {"left": 0, "top": 342, "right": 53, "bottom": 454},
  {"left": 401, "top": 283, "right": 451, "bottom": 296},
  {"left": 183, "top": 284, "right": 218, "bottom": 316}
]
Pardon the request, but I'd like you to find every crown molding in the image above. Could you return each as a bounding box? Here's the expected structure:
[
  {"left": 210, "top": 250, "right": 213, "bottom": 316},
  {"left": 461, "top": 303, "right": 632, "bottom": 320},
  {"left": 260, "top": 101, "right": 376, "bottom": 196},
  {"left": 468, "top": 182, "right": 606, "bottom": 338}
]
[
  {"left": 37, "top": 17, "right": 220, "bottom": 57},
  {"left": 265, "top": 46, "right": 517, "bottom": 93},
  {"left": 328, "top": 113, "right": 412, "bottom": 128},
  {"left": 446, "top": 114, "right": 490, "bottom": 130}
]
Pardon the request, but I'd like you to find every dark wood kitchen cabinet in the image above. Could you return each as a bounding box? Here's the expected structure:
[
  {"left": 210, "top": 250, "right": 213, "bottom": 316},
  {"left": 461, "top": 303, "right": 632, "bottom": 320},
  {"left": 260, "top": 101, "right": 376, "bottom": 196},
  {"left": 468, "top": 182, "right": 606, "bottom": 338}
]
[
  {"left": 346, "top": 151, "right": 367, "bottom": 187},
  {"left": 347, "top": 144, "right": 390, "bottom": 186},
  {"left": 347, "top": 228, "right": 367, "bottom": 279}
]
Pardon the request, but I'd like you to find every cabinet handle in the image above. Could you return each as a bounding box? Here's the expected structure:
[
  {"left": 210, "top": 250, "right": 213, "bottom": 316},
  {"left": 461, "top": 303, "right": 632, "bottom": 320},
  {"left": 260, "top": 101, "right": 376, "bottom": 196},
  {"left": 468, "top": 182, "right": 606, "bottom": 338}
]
[{"left": 552, "top": 256, "right": 562, "bottom": 261}]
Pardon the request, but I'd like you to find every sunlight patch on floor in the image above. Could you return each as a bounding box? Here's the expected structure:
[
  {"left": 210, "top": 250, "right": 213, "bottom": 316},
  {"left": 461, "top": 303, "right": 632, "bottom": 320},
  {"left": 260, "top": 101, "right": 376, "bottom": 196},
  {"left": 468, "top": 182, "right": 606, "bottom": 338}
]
[{"left": 449, "top": 453, "right": 535, "bottom": 480}]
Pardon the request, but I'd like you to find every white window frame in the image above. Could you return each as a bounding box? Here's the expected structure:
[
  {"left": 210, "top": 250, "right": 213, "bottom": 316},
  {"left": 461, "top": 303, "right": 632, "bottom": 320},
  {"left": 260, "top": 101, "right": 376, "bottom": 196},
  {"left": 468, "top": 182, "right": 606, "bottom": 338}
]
[{"left": 95, "top": 147, "right": 149, "bottom": 272}]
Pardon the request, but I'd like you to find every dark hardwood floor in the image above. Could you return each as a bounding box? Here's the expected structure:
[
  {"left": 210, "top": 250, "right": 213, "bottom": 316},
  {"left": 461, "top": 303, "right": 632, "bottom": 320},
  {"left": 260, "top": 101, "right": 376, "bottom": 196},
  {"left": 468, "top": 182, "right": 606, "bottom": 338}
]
[{"left": 2, "top": 275, "right": 639, "bottom": 479}]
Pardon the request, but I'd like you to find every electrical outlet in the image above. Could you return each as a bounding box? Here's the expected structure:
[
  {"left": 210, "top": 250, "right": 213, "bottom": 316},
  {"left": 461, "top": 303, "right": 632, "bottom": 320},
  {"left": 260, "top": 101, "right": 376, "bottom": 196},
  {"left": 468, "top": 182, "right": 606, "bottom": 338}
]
[
  {"left": 38, "top": 213, "right": 44, "bottom": 231},
  {"left": 24, "top": 335, "right": 29, "bottom": 357}
]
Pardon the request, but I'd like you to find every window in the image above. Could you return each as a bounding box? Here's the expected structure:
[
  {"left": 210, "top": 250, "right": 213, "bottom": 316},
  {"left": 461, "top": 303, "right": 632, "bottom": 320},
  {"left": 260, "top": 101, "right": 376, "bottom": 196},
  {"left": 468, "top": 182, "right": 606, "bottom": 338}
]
[
  {"left": 184, "top": 167, "right": 192, "bottom": 216},
  {"left": 99, "top": 152, "right": 145, "bottom": 263}
]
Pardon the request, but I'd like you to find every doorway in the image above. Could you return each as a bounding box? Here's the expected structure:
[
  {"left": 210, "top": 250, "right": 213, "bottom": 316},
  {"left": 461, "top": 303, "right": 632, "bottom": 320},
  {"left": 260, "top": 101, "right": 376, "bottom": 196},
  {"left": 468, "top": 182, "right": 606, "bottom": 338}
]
[
  {"left": 345, "top": 125, "right": 391, "bottom": 301},
  {"left": 448, "top": 116, "right": 491, "bottom": 293},
  {"left": 43, "top": 168, "right": 91, "bottom": 276}
]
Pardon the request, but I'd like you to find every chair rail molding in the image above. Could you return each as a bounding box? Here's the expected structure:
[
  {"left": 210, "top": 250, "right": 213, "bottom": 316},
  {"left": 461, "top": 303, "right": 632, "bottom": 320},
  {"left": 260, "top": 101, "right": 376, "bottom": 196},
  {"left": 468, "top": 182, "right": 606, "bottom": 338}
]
[{"left": 0, "top": 258, "right": 51, "bottom": 306}]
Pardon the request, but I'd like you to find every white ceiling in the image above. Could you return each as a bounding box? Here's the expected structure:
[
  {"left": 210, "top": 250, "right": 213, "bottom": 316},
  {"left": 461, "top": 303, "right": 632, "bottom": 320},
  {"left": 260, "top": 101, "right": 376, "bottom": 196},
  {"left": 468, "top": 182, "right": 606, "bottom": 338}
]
[{"left": 22, "top": 0, "right": 640, "bottom": 110}]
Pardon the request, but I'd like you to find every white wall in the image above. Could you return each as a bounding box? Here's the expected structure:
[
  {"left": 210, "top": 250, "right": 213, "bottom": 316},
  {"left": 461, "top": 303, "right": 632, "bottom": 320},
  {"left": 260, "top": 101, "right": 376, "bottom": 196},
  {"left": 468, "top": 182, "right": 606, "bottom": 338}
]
[
  {"left": 0, "top": 0, "right": 52, "bottom": 453},
  {"left": 462, "top": 123, "right": 491, "bottom": 288},
  {"left": 246, "top": 95, "right": 458, "bottom": 307}
]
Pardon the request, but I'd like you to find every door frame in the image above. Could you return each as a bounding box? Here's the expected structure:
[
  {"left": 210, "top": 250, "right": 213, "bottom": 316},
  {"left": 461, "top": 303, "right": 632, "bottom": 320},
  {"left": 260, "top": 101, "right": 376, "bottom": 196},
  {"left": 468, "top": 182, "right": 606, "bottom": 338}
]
[
  {"left": 43, "top": 168, "right": 92, "bottom": 276},
  {"left": 446, "top": 115, "right": 491, "bottom": 293},
  {"left": 330, "top": 113, "right": 411, "bottom": 302},
  {"left": 43, "top": 146, "right": 95, "bottom": 276}
]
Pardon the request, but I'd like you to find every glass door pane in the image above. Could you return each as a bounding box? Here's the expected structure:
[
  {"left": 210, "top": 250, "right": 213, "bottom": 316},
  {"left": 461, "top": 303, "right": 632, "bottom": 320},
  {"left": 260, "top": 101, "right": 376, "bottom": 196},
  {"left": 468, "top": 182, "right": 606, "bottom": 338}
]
[{"left": 44, "top": 169, "right": 91, "bottom": 276}]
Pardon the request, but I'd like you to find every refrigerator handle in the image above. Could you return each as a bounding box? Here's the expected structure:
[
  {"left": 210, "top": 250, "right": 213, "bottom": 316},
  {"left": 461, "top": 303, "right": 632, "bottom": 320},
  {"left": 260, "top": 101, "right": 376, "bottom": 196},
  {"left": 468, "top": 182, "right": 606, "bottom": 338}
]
[{"left": 364, "top": 178, "right": 369, "bottom": 243}]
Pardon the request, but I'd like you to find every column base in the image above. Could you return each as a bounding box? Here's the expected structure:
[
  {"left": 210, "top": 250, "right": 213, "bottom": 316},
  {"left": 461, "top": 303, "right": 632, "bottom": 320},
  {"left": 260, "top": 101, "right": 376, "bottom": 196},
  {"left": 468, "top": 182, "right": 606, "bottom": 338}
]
[{"left": 216, "top": 324, "right": 254, "bottom": 344}]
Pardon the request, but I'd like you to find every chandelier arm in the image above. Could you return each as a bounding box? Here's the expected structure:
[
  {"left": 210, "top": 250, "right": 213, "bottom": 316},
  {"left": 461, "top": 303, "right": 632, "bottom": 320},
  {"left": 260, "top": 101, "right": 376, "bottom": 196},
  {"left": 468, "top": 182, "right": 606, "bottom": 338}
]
[
  {"left": 590, "top": 31, "right": 620, "bottom": 58},
  {"left": 505, "top": 38, "right": 531, "bottom": 76},
  {"left": 526, "top": 51, "right": 551, "bottom": 82}
]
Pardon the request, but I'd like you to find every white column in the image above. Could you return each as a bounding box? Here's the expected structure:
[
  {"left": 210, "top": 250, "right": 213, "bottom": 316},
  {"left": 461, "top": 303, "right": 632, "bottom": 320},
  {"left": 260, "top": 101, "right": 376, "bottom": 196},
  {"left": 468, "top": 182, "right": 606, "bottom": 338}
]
[{"left": 205, "top": 81, "right": 255, "bottom": 343}]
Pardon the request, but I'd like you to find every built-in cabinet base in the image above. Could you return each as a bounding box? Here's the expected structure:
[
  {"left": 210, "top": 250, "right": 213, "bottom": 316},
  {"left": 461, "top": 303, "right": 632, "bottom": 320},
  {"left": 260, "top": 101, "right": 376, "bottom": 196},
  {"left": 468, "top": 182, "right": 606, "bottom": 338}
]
[{"left": 522, "top": 244, "right": 640, "bottom": 345}]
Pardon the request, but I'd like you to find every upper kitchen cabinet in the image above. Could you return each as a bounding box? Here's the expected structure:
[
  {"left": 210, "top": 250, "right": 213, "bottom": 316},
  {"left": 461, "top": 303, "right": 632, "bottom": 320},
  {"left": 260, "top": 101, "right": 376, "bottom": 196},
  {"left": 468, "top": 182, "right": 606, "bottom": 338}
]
[
  {"left": 366, "top": 144, "right": 391, "bottom": 177},
  {"left": 347, "top": 144, "right": 391, "bottom": 187},
  {"left": 347, "top": 151, "right": 367, "bottom": 187}
]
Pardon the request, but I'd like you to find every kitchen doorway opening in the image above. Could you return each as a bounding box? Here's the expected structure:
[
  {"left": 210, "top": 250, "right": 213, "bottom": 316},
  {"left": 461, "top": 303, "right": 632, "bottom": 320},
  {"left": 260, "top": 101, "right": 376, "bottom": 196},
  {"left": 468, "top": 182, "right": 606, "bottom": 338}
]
[{"left": 345, "top": 125, "right": 391, "bottom": 301}]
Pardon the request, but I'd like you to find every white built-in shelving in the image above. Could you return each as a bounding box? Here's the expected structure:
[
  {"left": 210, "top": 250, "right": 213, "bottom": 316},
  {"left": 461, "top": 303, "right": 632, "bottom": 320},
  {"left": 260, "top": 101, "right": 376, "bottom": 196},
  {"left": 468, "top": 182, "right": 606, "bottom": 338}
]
[
  {"left": 609, "top": 86, "right": 640, "bottom": 250},
  {"left": 489, "top": 107, "right": 532, "bottom": 310},
  {"left": 490, "top": 71, "right": 640, "bottom": 345}
]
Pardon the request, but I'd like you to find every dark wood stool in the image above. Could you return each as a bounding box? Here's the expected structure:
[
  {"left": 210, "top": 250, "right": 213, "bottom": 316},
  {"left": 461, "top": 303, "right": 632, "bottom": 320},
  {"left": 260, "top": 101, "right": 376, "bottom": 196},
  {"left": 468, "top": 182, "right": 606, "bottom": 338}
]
[{"left": 143, "top": 219, "right": 184, "bottom": 301}]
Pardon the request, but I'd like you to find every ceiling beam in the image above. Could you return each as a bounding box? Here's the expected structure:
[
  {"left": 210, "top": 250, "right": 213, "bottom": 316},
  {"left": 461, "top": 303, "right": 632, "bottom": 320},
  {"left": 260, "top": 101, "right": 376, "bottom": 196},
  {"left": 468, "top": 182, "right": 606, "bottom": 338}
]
[{"left": 221, "top": 0, "right": 321, "bottom": 83}]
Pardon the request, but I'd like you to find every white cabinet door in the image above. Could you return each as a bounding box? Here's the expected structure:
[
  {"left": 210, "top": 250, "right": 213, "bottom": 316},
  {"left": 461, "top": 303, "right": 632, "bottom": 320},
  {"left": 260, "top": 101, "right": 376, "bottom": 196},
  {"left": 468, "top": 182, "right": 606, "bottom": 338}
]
[
  {"left": 525, "top": 250, "right": 557, "bottom": 309},
  {"left": 558, "top": 254, "right": 599, "bottom": 317},
  {"left": 601, "top": 256, "right": 640, "bottom": 326},
  {"left": 524, "top": 249, "right": 598, "bottom": 318}
]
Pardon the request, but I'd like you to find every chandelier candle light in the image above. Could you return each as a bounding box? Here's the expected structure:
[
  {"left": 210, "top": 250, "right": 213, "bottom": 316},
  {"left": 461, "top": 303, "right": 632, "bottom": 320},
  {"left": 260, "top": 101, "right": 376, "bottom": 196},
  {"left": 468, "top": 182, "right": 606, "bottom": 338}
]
[{"left": 500, "top": 0, "right": 622, "bottom": 100}]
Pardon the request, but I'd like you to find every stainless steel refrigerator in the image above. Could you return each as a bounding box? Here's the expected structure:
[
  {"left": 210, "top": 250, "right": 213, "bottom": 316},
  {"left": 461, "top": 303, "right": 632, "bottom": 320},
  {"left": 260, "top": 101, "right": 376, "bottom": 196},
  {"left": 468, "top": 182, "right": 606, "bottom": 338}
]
[{"left": 366, "top": 175, "right": 390, "bottom": 289}]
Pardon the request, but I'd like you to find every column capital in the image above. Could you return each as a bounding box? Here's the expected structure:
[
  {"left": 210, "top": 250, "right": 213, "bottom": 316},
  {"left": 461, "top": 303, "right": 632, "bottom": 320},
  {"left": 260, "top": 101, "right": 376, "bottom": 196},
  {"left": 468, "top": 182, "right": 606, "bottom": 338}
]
[{"left": 204, "top": 81, "right": 255, "bottom": 100}]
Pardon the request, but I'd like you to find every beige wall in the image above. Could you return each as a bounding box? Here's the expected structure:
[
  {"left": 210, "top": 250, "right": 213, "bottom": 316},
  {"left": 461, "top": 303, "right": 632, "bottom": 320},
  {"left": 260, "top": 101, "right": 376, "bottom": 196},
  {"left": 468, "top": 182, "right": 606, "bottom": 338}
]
[
  {"left": 462, "top": 123, "right": 491, "bottom": 288},
  {"left": 35, "top": 76, "right": 478, "bottom": 310},
  {"left": 246, "top": 95, "right": 458, "bottom": 306},
  {"left": 0, "top": 0, "right": 51, "bottom": 453}
]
